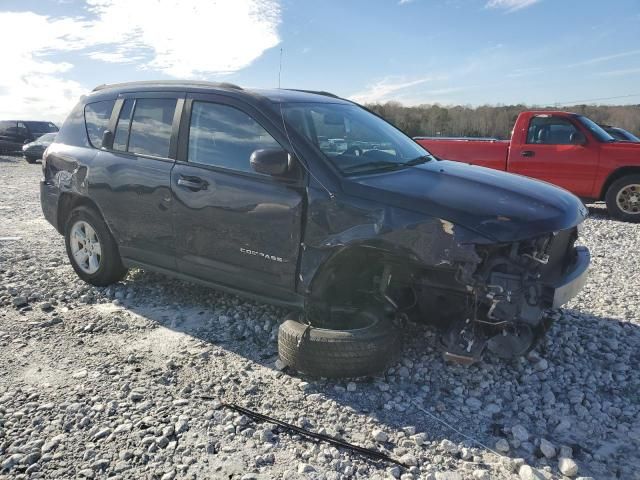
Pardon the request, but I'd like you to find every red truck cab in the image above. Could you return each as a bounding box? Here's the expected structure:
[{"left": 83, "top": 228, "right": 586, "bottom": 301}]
[{"left": 416, "top": 111, "right": 640, "bottom": 222}]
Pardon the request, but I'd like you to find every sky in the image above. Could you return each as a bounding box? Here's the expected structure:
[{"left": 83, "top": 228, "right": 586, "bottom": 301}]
[{"left": 0, "top": 0, "right": 639, "bottom": 123}]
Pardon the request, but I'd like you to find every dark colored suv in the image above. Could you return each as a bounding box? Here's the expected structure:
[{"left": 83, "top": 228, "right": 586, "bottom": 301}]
[
  {"left": 0, "top": 120, "right": 58, "bottom": 153},
  {"left": 41, "top": 81, "right": 590, "bottom": 377}
]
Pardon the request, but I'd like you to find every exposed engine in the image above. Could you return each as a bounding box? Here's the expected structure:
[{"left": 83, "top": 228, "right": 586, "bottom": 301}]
[{"left": 416, "top": 228, "right": 579, "bottom": 362}]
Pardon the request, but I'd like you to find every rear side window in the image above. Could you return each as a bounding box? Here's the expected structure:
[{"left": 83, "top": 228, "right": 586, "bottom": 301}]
[
  {"left": 113, "top": 99, "right": 134, "bottom": 151},
  {"left": 188, "top": 102, "right": 279, "bottom": 173},
  {"left": 0, "top": 120, "right": 15, "bottom": 134},
  {"left": 84, "top": 100, "right": 115, "bottom": 148},
  {"left": 127, "top": 98, "right": 176, "bottom": 157},
  {"left": 527, "top": 116, "right": 579, "bottom": 145}
]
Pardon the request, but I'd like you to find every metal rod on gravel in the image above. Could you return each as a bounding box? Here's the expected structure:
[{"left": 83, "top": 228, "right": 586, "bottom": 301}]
[{"left": 200, "top": 396, "right": 408, "bottom": 468}]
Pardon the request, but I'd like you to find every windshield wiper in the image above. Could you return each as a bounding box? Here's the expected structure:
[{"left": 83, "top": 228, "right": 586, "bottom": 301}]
[
  {"left": 342, "top": 161, "right": 406, "bottom": 174},
  {"left": 402, "top": 155, "right": 431, "bottom": 166}
]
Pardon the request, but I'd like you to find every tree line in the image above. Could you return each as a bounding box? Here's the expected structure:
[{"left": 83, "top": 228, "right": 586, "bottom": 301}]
[{"left": 364, "top": 102, "right": 640, "bottom": 140}]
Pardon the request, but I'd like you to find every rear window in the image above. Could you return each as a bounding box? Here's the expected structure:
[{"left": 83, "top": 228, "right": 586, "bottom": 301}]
[
  {"left": 0, "top": 120, "right": 15, "bottom": 134},
  {"left": 84, "top": 100, "right": 115, "bottom": 148}
]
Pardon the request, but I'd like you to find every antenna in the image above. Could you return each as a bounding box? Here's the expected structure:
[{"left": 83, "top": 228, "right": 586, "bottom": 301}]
[{"left": 278, "top": 48, "right": 283, "bottom": 89}]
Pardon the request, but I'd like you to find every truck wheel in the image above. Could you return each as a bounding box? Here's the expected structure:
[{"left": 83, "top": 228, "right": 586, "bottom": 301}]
[
  {"left": 64, "top": 206, "right": 128, "bottom": 286},
  {"left": 605, "top": 175, "right": 640, "bottom": 222},
  {"left": 278, "top": 308, "right": 402, "bottom": 378}
]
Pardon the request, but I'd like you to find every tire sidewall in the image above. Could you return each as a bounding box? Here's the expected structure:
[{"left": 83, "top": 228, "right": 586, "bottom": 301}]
[
  {"left": 64, "top": 207, "right": 120, "bottom": 285},
  {"left": 606, "top": 175, "right": 640, "bottom": 222}
]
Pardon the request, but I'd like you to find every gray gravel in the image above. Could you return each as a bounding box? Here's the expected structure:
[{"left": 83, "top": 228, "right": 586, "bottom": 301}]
[{"left": 1, "top": 154, "right": 638, "bottom": 479}]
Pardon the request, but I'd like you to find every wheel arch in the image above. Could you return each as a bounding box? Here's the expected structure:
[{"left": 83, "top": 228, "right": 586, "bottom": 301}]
[
  {"left": 600, "top": 166, "right": 640, "bottom": 200},
  {"left": 304, "top": 242, "right": 421, "bottom": 312},
  {"left": 56, "top": 193, "right": 109, "bottom": 235}
]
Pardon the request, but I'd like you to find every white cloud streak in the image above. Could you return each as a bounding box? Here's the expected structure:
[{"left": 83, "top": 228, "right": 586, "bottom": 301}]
[
  {"left": 349, "top": 76, "right": 438, "bottom": 104},
  {"left": 0, "top": 1, "right": 281, "bottom": 122},
  {"left": 568, "top": 49, "right": 640, "bottom": 68},
  {"left": 485, "top": 0, "right": 540, "bottom": 12}
]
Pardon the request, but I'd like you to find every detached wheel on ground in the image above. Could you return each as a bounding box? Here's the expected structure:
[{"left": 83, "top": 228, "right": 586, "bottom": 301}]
[
  {"left": 605, "top": 175, "right": 640, "bottom": 222},
  {"left": 64, "top": 205, "right": 128, "bottom": 286},
  {"left": 278, "top": 308, "right": 402, "bottom": 378}
]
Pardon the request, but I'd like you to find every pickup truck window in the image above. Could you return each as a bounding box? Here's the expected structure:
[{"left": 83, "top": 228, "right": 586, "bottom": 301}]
[
  {"left": 188, "top": 101, "right": 280, "bottom": 173},
  {"left": 526, "top": 116, "right": 579, "bottom": 145},
  {"left": 283, "top": 103, "right": 432, "bottom": 175}
]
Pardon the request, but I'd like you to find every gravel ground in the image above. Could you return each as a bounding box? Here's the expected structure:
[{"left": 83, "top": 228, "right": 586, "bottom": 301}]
[{"left": 1, "top": 154, "right": 638, "bottom": 480}]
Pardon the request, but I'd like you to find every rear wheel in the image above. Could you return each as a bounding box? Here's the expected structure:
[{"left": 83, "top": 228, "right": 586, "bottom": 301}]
[
  {"left": 64, "top": 206, "right": 128, "bottom": 286},
  {"left": 605, "top": 175, "right": 640, "bottom": 222},
  {"left": 278, "top": 308, "right": 402, "bottom": 378}
]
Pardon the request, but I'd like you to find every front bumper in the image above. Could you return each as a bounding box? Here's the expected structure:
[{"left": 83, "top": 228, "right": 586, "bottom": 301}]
[{"left": 550, "top": 246, "right": 590, "bottom": 308}]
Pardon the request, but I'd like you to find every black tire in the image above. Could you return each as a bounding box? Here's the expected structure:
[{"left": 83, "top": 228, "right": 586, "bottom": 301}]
[
  {"left": 24, "top": 155, "right": 37, "bottom": 164},
  {"left": 605, "top": 175, "right": 640, "bottom": 222},
  {"left": 278, "top": 308, "right": 402, "bottom": 378},
  {"left": 64, "top": 206, "right": 128, "bottom": 286}
]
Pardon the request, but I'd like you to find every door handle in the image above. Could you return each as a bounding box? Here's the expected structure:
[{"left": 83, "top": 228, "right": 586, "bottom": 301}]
[
  {"left": 177, "top": 176, "right": 208, "bottom": 191},
  {"left": 521, "top": 150, "right": 535, "bottom": 157}
]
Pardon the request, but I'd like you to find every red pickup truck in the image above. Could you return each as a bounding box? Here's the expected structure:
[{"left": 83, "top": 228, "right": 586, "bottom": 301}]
[{"left": 415, "top": 111, "right": 640, "bottom": 222}]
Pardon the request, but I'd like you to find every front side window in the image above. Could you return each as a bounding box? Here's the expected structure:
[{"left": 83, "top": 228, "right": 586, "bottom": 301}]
[
  {"left": 188, "top": 102, "right": 280, "bottom": 173},
  {"left": 84, "top": 100, "right": 115, "bottom": 148},
  {"left": 282, "top": 103, "right": 433, "bottom": 175},
  {"left": 127, "top": 98, "right": 176, "bottom": 157},
  {"left": 527, "top": 116, "right": 579, "bottom": 145}
]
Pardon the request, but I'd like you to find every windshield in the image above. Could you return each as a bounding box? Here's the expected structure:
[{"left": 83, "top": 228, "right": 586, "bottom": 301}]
[
  {"left": 282, "top": 103, "right": 434, "bottom": 175},
  {"left": 577, "top": 116, "right": 615, "bottom": 142},
  {"left": 37, "top": 133, "right": 57, "bottom": 142},
  {"left": 24, "top": 121, "right": 58, "bottom": 136}
]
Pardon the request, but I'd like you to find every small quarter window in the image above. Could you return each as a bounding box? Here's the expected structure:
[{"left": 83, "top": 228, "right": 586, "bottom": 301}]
[
  {"left": 84, "top": 100, "right": 115, "bottom": 148},
  {"left": 188, "top": 101, "right": 280, "bottom": 173}
]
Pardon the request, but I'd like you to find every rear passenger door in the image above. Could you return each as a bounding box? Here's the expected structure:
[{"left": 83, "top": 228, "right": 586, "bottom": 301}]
[
  {"left": 91, "top": 92, "right": 183, "bottom": 270},
  {"left": 171, "top": 93, "right": 305, "bottom": 298}
]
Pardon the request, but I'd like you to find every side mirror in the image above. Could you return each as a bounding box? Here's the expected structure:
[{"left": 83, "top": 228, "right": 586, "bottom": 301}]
[
  {"left": 101, "top": 129, "right": 114, "bottom": 149},
  {"left": 250, "top": 148, "right": 291, "bottom": 176},
  {"left": 23, "top": 139, "right": 30, "bottom": 144},
  {"left": 570, "top": 131, "right": 586, "bottom": 145}
]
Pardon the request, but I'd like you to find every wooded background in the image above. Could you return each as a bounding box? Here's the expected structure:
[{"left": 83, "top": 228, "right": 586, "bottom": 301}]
[{"left": 365, "top": 102, "right": 640, "bottom": 139}]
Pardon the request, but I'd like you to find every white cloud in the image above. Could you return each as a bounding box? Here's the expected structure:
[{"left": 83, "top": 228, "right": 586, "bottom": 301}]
[
  {"left": 0, "top": 1, "right": 281, "bottom": 122},
  {"left": 485, "top": 0, "right": 540, "bottom": 12},
  {"left": 596, "top": 67, "right": 640, "bottom": 77},
  {"left": 568, "top": 49, "right": 640, "bottom": 68},
  {"left": 349, "top": 76, "right": 438, "bottom": 104},
  {"left": 398, "top": 0, "right": 415, "bottom": 5}
]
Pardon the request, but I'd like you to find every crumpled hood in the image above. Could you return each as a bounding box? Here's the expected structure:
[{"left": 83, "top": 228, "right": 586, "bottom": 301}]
[{"left": 342, "top": 160, "right": 587, "bottom": 242}]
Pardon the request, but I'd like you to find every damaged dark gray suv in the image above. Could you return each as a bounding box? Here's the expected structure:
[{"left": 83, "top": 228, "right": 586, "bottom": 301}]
[{"left": 41, "top": 81, "right": 590, "bottom": 377}]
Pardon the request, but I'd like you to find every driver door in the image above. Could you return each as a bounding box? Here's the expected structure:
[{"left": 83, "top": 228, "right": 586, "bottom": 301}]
[{"left": 171, "top": 94, "right": 305, "bottom": 298}]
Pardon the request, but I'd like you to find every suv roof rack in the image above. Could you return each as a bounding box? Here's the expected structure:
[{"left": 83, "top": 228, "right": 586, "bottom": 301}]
[
  {"left": 92, "top": 80, "right": 243, "bottom": 92},
  {"left": 285, "top": 89, "right": 341, "bottom": 99}
]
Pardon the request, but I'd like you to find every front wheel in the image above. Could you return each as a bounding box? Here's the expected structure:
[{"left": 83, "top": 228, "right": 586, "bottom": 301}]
[
  {"left": 605, "top": 175, "right": 640, "bottom": 222},
  {"left": 278, "top": 308, "right": 402, "bottom": 378},
  {"left": 64, "top": 206, "right": 128, "bottom": 286},
  {"left": 24, "top": 155, "right": 37, "bottom": 164}
]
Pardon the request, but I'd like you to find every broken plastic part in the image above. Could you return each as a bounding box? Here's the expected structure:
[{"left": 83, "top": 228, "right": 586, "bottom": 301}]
[{"left": 201, "top": 398, "right": 408, "bottom": 468}]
